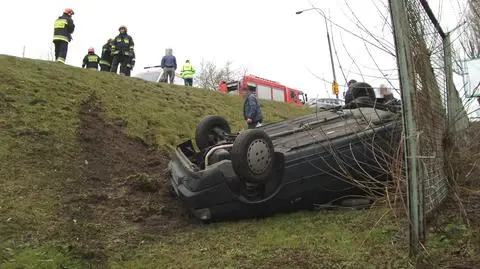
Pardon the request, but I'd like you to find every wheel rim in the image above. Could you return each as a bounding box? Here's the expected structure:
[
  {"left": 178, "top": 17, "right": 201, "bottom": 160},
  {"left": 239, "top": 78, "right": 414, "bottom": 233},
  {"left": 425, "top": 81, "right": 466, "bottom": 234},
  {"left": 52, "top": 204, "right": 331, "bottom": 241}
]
[{"left": 246, "top": 138, "right": 271, "bottom": 175}]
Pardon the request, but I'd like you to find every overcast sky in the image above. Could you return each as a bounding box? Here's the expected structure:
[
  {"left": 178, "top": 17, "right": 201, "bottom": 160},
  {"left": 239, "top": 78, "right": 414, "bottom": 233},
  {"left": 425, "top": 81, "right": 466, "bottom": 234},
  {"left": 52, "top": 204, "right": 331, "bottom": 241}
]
[{"left": 0, "top": 0, "right": 469, "bottom": 100}]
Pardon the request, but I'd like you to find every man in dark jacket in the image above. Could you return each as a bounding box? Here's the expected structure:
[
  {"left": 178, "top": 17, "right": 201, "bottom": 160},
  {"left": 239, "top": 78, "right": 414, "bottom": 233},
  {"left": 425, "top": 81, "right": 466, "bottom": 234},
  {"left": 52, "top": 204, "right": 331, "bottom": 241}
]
[
  {"left": 110, "top": 25, "right": 134, "bottom": 75},
  {"left": 82, "top": 47, "right": 100, "bottom": 70},
  {"left": 244, "top": 86, "right": 264, "bottom": 129},
  {"left": 99, "top": 39, "right": 113, "bottom": 72},
  {"left": 160, "top": 48, "right": 177, "bottom": 84},
  {"left": 343, "top": 79, "right": 357, "bottom": 103},
  {"left": 344, "top": 81, "right": 376, "bottom": 106},
  {"left": 125, "top": 50, "right": 136, "bottom": 77},
  {"left": 53, "top": 8, "right": 75, "bottom": 63}
]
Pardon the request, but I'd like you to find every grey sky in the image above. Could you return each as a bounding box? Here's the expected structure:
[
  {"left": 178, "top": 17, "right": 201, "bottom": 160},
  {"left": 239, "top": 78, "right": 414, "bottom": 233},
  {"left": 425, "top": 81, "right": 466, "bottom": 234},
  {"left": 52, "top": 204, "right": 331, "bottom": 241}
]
[{"left": 0, "top": 0, "right": 470, "bottom": 100}]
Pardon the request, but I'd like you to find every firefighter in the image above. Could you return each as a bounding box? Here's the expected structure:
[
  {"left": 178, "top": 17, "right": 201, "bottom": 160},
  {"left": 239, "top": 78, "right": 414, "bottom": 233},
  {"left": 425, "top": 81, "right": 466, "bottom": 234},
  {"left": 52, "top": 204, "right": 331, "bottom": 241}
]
[
  {"left": 99, "top": 39, "right": 113, "bottom": 72},
  {"left": 82, "top": 48, "right": 100, "bottom": 70},
  {"left": 125, "top": 50, "right": 136, "bottom": 77},
  {"left": 52, "top": 8, "right": 75, "bottom": 63},
  {"left": 180, "top": 60, "right": 195, "bottom": 86},
  {"left": 110, "top": 25, "right": 135, "bottom": 75}
]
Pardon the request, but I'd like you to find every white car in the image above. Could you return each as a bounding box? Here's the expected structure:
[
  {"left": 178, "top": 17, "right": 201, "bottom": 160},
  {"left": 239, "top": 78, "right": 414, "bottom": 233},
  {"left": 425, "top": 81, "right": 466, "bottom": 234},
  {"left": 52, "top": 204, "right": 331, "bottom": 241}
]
[
  {"left": 308, "top": 98, "right": 345, "bottom": 109},
  {"left": 133, "top": 67, "right": 185, "bottom": 86}
]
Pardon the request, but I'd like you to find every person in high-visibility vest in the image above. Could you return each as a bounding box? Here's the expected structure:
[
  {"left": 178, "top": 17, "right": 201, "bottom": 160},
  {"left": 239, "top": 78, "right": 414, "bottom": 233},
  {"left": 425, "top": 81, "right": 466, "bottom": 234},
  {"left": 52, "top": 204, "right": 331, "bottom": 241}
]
[
  {"left": 52, "top": 8, "right": 75, "bottom": 63},
  {"left": 82, "top": 48, "right": 100, "bottom": 70},
  {"left": 180, "top": 60, "right": 196, "bottom": 86}
]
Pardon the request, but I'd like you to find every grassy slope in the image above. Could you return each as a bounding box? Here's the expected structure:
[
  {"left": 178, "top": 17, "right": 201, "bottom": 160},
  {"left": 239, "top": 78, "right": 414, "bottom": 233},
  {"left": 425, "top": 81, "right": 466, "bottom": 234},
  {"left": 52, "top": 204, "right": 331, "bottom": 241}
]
[{"left": 0, "top": 55, "right": 477, "bottom": 269}]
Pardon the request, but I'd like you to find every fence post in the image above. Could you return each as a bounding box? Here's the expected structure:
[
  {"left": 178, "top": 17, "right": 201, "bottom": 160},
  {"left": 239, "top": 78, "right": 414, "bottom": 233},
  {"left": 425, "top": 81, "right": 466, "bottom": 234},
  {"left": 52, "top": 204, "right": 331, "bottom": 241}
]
[
  {"left": 389, "top": 0, "right": 424, "bottom": 257},
  {"left": 444, "top": 34, "right": 456, "bottom": 133}
]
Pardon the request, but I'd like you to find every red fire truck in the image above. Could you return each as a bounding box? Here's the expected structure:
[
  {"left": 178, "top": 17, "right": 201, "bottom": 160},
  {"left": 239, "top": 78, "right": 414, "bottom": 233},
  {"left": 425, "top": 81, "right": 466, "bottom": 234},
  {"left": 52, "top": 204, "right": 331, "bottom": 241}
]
[{"left": 218, "top": 75, "right": 307, "bottom": 105}]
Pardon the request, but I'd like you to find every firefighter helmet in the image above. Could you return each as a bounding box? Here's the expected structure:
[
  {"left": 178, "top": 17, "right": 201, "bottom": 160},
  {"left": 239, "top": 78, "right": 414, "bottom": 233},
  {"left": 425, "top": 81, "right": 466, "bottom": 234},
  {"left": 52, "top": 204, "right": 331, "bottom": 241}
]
[
  {"left": 64, "top": 8, "right": 74, "bottom": 16},
  {"left": 88, "top": 47, "right": 94, "bottom": 53},
  {"left": 119, "top": 25, "right": 127, "bottom": 32}
]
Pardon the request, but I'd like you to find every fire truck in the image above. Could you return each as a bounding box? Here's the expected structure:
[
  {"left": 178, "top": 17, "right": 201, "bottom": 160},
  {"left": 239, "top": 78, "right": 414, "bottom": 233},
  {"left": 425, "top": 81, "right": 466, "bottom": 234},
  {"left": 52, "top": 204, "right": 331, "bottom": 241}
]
[{"left": 218, "top": 75, "right": 307, "bottom": 105}]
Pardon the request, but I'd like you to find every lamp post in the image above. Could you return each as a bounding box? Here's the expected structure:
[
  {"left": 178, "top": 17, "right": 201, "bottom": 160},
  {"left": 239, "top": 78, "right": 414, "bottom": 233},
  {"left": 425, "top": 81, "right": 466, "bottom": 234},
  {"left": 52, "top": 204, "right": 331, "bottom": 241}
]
[{"left": 296, "top": 8, "right": 339, "bottom": 98}]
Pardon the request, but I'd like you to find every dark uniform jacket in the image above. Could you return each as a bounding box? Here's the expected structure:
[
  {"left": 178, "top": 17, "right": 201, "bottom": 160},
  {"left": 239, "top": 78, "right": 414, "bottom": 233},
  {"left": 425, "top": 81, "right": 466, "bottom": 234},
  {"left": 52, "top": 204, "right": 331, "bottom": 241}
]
[
  {"left": 53, "top": 14, "right": 75, "bottom": 42},
  {"left": 112, "top": 33, "right": 134, "bottom": 56},
  {"left": 82, "top": 53, "right": 100, "bottom": 69},
  {"left": 244, "top": 93, "right": 263, "bottom": 123},
  {"left": 100, "top": 43, "right": 113, "bottom": 66},
  {"left": 127, "top": 50, "right": 136, "bottom": 70}
]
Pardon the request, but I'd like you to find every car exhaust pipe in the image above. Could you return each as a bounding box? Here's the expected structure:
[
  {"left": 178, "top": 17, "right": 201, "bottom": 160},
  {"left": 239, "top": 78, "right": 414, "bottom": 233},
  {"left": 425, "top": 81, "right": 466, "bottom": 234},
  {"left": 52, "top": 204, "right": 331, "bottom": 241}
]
[{"left": 204, "top": 144, "right": 233, "bottom": 167}]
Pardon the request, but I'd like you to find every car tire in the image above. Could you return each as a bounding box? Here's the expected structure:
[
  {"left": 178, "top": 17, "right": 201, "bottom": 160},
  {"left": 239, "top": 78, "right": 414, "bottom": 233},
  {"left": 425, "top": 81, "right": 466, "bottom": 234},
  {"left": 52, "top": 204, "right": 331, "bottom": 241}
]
[
  {"left": 195, "top": 115, "right": 231, "bottom": 150},
  {"left": 231, "top": 129, "right": 275, "bottom": 183}
]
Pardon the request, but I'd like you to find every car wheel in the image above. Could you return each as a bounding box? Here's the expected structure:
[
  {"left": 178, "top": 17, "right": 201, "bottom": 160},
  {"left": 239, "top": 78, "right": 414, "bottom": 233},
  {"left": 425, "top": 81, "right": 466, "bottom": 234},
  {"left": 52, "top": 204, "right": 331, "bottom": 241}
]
[
  {"left": 195, "top": 115, "right": 231, "bottom": 150},
  {"left": 231, "top": 129, "right": 275, "bottom": 183}
]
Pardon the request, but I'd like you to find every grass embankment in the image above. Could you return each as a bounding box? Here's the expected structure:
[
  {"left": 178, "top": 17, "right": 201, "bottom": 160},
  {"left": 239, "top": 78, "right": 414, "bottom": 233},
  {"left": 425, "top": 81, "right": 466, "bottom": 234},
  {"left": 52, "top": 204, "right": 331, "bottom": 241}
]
[{"left": 0, "top": 55, "right": 478, "bottom": 269}]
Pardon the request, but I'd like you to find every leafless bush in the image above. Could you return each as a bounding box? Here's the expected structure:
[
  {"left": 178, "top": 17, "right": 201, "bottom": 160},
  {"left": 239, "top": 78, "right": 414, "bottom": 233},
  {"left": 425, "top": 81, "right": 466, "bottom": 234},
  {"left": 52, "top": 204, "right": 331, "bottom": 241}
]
[
  {"left": 447, "top": 123, "right": 480, "bottom": 188},
  {"left": 461, "top": 0, "right": 480, "bottom": 59},
  {"left": 195, "top": 59, "right": 247, "bottom": 90}
]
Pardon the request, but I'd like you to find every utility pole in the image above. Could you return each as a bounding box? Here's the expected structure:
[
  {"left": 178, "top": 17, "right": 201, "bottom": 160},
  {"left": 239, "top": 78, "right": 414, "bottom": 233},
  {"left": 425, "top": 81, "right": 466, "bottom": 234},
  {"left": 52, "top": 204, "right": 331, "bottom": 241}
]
[{"left": 296, "top": 7, "right": 339, "bottom": 98}]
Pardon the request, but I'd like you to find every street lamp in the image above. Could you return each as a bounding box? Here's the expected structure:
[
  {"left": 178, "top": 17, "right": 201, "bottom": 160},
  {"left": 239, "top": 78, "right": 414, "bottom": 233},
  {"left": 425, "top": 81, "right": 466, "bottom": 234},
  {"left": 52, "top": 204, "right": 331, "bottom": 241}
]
[{"left": 296, "top": 7, "right": 339, "bottom": 99}]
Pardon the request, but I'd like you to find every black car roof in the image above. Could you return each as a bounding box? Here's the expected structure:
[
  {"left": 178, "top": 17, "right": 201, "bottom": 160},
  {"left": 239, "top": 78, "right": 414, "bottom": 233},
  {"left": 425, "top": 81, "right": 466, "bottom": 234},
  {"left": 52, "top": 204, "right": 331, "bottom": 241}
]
[{"left": 260, "top": 107, "right": 399, "bottom": 153}]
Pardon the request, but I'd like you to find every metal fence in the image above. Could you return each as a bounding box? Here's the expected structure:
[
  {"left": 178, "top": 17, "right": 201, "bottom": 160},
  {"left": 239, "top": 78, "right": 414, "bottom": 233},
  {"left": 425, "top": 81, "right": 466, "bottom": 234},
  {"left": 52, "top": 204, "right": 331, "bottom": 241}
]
[{"left": 389, "top": 0, "right": 470, "bottom": 255}]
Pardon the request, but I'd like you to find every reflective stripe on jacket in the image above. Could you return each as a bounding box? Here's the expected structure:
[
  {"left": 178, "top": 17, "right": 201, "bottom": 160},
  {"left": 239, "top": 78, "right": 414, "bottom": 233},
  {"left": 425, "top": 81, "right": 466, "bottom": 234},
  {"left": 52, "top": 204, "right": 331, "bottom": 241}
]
[
  {"left": 53, "top": 14, "right": 75, "bottom": 42},
  {"left": 100, "top": 43, "right": 113, "bottom": 65},
  {"left": 82, "top": 53, "right": 100, "bottom": 69},
  {"left": 111, "top": 34, "right": 134, "bottom": 56},
  {"left": 126, "top": 51, "right": 136, "bottom": 69}
]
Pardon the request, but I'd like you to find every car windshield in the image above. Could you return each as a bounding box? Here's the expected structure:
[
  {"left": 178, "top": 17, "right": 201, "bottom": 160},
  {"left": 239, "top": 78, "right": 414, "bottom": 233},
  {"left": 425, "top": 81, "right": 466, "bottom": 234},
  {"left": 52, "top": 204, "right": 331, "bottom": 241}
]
[{"left": 134, "top": 71, "right": 161, "bottom": 82}]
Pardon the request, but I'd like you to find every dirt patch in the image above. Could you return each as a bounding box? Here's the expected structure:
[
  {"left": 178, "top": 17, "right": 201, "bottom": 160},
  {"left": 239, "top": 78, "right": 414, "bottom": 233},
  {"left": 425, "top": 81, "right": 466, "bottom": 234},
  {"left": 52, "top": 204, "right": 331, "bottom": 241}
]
[{"left": 61, "top": 92, "right": 194, "bottom": 267}]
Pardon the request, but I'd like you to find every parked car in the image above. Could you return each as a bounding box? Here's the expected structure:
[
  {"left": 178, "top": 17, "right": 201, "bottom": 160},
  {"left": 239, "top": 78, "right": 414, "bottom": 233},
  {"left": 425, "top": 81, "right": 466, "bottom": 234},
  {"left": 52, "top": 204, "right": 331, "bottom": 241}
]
[
  {"left": 307, "top": 97, "right": 345, "bottom": 110},
  {"left": 168, "top": 83, "right": 403, "bottom": 222},
  {"left": 133, "top": 67, "right": 184, "bottom": 85}
]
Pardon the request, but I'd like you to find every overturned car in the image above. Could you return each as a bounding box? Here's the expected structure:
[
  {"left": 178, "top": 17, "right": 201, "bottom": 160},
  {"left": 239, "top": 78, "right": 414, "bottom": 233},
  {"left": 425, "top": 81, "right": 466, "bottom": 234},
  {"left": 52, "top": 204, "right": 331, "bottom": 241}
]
[{"left": 168, "top": 82, "right": 403, "bottom": 222}]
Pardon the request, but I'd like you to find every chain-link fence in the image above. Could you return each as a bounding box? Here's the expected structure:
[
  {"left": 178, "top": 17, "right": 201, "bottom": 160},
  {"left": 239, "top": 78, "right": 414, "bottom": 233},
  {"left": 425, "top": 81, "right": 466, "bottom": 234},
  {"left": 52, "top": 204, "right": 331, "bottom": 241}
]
[{"left": 389, "top": 0, "right": 470, "bottom": 255}]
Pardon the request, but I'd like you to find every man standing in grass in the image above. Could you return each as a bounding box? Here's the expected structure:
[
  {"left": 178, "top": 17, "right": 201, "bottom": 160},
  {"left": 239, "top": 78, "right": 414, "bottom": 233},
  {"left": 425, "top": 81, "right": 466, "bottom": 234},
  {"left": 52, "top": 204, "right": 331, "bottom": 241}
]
[
  {"left": 110, "top": 25, "right": 135, "bottom": 75},
  {"left": 82, "top": 48, "right": 100, "bottom": 70},
  {"left": 180, "top": 60, "right": 195, "bottom": 86},
  {"left": 244, "top": 86, "right": 263, "bottom": 129},
  {"left": 160, "top": 48, "right": 177, "bottom": 84},
  {"left": 52, "top": 8, "right": 75, "bottom": 63},
  {"left": 99, "top": 39, "right": 113, "bottom": 72}
]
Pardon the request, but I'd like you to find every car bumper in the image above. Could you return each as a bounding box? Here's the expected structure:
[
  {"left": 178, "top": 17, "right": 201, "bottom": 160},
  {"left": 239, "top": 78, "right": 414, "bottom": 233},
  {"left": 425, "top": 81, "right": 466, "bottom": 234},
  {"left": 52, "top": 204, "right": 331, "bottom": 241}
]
[{"left": 168, "top": 146, "right": 265, "bottom": 221}]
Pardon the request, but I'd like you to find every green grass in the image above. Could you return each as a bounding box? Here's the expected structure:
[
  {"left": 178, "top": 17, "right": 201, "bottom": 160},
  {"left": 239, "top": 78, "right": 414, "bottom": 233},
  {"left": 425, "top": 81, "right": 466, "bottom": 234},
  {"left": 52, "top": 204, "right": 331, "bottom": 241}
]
[
  {"left": 109, "top": 210, "right": 409, "bottom": 269},
  {"left": 0, "top": 54, "right": 478, "bottom": 269}
]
